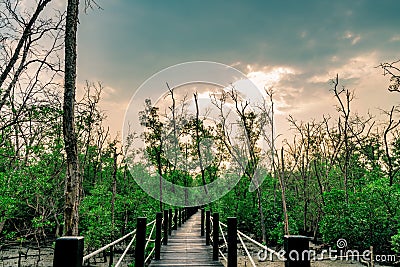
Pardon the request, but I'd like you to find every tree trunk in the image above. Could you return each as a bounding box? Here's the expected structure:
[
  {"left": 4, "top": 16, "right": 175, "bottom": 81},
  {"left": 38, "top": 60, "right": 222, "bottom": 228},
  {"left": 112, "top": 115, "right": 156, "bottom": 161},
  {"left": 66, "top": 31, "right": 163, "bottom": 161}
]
[
  {"left": 256, "top": 187, "right": 267, "bottom": 243},
  {"left": 194, "top": 93, "right": 208, "bottom": 194},
  {"left": 63, "top": 0, "right": 80, "bottom": 236},
  {"left": 280, "top": 148, "right": 290, "bottom": 235},
  {"left": 109, "top": 147, "right": 117, "bottom": 267}
]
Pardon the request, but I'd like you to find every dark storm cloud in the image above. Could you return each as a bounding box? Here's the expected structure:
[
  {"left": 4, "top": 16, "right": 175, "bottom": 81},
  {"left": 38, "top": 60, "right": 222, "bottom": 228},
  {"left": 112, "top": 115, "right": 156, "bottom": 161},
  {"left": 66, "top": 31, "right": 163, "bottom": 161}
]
[{"left": 75, "top": 0, "right": 400, "bottom": 133}]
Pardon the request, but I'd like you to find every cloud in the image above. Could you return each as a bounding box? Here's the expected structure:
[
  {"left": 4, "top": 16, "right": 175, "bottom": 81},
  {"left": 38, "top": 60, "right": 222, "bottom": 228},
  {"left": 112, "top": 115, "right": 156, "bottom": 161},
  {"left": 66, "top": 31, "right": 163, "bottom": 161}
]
[
  {"left": 390, "top": 35, "right": 400, "bottom": 42},
  {"left": 342, "top": 31, "right": 361, "bottom": 45},
  {"left": 246, "top": 65, "right": 297, "bottom": 89},
  {"left": 307, "top": 52, "right": 378, "bottom": 84},
  {"left": 75, "top": 1, "right": 400, "bottom": 139},
  {"left": 243, "top": 65, "right": 301, "bottom": 114}
]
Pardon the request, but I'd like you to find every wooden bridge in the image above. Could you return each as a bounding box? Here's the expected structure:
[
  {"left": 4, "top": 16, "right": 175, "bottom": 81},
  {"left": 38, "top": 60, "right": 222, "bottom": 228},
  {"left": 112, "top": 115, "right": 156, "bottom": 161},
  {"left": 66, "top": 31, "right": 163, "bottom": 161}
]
[
  {"left": 149, "top": 211, "right": 223, "bottom": 267},
  {"left": 52, "top": 208, "right": 311, "bottom": 267}
]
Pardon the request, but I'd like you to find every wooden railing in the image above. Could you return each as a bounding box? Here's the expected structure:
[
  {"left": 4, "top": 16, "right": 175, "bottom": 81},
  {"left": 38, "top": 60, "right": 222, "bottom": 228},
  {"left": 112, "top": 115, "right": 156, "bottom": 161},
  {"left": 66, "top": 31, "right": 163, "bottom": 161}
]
[
  {"left": 202, "top": 208, "right": 311, "bottom": 267},
  {"left": 52, "top": 207, "right": 197, "bottom": 267}
]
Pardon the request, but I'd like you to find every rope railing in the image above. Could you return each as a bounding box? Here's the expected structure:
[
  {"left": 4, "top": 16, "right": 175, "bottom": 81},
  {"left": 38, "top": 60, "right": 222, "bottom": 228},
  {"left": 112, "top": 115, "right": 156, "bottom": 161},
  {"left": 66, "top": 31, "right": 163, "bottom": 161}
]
[
  {"left": 219, "top": 218, "right": 283, "bottom": 265},
  {"left": 219, "top": 248, "right": 228, "bottom": 262},
  {"left": 82, "top": 217, "right": 154, "bottom": 266},
  {"left": 114, "top": 233, "right": 136, "bottom": 267},
  {"left": 237, "top": 232, "right": 257, "bottom": 267},
  {"left": 219, "top": 221, "right": 228, "bottom": 250},
  {"left": 147, "top": 219, "right": 157, "bottom": 226},
  {"left": 204, "top": 210, "right": 309, "bottom": 267},
  {"left": 81, "top": 219, "right": 159, "bottom": 266},
  {"left": 237, "top": 229, "right": 283, "bottom": 259},
  {"left": 115, "top": 219, "right": 158, "bottom": 267},
  {"left": 82, "top": 229, "right": 137, "bottom": 263},
  {"left": 145, "top": 219, "right": 157, "bottom": 248},
  {"left": 206, "top": 209, "right": 316, "bottom": 267}
]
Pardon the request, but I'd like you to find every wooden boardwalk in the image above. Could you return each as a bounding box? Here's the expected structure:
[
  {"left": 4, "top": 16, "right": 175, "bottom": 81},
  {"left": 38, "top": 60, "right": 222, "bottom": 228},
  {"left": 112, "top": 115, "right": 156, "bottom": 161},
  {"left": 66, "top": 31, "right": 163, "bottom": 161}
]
[{"left": 149, "top": 211, "right": 224, "bottom": 267}]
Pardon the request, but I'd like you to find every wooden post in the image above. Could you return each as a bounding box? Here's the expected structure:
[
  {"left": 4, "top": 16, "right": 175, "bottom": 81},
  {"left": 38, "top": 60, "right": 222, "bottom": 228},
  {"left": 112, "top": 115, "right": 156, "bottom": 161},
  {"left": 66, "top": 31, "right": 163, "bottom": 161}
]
[
  {"left": 168, "top": 209, "right": 172, "bottom": 235},
  {"left": 135, "top": 217, "right": 147, "bottom": 267},
  {"left": 53, "top": 236, "right": 84, "bottom": 267},
  {"left": 173, "top": 209, "right": 178, "bottom": 230},
  {"left": 213, "top": 213, "right": 219, "bottom": 261},
  {"left": 155, "top": 212, "right": 162, "bottom": 260},
  {"left": 163, "top": 209, "right": 168, "bottom": 245},
  {"left": 283, "top": 235, "right": 310, "bottom": 267},
  {"left": 201, "top": 208, "right": 205, "bottom": 236},
  {"left": 227, "top": 217, "right": 237, "bottom": 267},
  {"left": 206, "top": 210, "right": 211, "bottom": 246}
]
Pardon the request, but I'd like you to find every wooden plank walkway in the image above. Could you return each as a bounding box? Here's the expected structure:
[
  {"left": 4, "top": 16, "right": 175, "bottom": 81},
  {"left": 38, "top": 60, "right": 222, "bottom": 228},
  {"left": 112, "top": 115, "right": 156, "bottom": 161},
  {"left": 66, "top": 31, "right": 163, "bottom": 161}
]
[{"left": 149, "top": 211, "right": 224, "bottom": 267}]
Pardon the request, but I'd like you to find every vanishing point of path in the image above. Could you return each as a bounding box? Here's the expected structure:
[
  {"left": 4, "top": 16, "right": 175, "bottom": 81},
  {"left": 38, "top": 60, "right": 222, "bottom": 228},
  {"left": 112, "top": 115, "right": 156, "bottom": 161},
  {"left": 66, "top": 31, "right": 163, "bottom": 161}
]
[{"left": 149, "top": 211, "right": 224, "bottom": 267}]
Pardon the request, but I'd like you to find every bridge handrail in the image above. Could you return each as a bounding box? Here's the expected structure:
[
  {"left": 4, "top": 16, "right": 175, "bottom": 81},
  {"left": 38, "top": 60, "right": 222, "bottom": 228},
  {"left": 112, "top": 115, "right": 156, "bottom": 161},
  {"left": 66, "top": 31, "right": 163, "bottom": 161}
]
[
  {"left": 218, "top": 220, "right": 281, "bottom": 258},
  {"left": 237, "top": 230, "right": 282, "bottom": 258},
  {"left": 219, "top": 221, "right": 228, "bottom": 249},
  {"left": 145, "top": 246, "right": 156, "bottom": 263},
  {"left": 82, "top": 228, "right": 137, "bottom": 262},
  {"left": 237, "top": 232, "right": 257, "bottom": 267},
  {"left": 115, "top": 219, "right": 157, "bottom": 267},
  {"left": 114, "top": 233, "right": 137, "bottom": 267},
  {"left": 82, "top": 218, "right": 157, "bottom": 264},
  {"left": 146, "top": 219, "right": 157, "bottom": 248},
  {"left": 208, "top": 211, "right": 285, "bottom": 266},
  {"left": 210, "top": 216, "right": 228, "bottom": 262},
  {"left": 53, "top": 208, "right": 196, "bottom": 267}
]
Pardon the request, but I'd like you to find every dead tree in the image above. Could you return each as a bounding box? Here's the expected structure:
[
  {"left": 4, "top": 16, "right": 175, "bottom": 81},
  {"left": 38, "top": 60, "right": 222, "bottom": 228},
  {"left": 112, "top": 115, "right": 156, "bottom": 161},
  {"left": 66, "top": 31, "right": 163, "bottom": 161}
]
[
  {"left": 383, "top": 106, "right": 400, "bottom": 186},
  {"left": 63, "top": 0, "right": 81, "bottom": 236},
  {"left": 332, "top": 74, "right": 352, "bottom": 203}
]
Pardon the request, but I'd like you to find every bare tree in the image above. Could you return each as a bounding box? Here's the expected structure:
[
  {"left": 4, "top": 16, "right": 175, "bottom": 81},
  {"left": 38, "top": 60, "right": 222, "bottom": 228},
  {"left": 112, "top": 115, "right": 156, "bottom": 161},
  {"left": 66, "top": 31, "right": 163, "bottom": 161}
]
[
  {"left": 264, "top": 89, "right": 290, "bottom": 235},
  {"left": 0, "top": 0, "right": 64, "bottom": 238},
  {"left": 212, "top": 87, "right": 269, "bottom": 242},
  {"left": 193, "top": 92, "right": 208, "bottom": 193},
  {"left": 383, "top": 106, "right": 400, "bottom": 186},
  {"left": 379, "top": 60, "right": 400, "bottom": 93},
  {"left": 332, "top": 74, "right": 352, "bottom": 203},
  {"left": 379, "top": 60, "right": 400, "bottom": 185},
  {"left": 0, "top": 0, "right": 64, "bottom": 131},
  {"left": 0, "top": 0, "right": 53, "bottom": 111}
]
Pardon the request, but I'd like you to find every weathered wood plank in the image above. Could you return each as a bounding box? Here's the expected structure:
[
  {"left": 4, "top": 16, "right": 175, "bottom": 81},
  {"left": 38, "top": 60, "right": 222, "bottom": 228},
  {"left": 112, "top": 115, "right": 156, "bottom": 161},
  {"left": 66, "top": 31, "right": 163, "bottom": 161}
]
[{"left": 149, "top": 211, "right": 224, "bottom": 267}]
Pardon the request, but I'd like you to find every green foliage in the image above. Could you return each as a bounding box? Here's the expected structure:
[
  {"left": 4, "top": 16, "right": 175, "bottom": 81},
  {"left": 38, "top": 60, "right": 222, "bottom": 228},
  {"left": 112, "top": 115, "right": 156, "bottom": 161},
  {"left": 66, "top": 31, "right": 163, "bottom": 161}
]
[
  {"left": 80, "top": 184, "right": 115, "bottom": 249},
  {"left": 3, "top": 79, "right": 400, "bottom": 267},
  {"left": 320, "top": 176, "right": 400, "bottom": 253},
  {"left": 392, "top": 231, "right": 400, "bottom": 253}
]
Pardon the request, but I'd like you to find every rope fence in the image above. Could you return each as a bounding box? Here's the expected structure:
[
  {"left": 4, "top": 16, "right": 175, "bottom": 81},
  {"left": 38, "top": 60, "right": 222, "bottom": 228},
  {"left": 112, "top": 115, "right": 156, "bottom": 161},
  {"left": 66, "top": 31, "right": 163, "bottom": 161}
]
[
  {"left": 205, "top": 209, "right": 309, "bottom": 267},
  {"left": 52, "top": 207, "right": 194, "bottom": 267}
]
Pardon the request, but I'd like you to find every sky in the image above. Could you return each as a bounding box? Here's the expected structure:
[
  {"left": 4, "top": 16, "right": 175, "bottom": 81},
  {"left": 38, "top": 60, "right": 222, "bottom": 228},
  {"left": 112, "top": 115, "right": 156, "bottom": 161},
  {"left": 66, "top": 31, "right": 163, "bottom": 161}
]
[{"left": 75, "top": 0, "right": 400, "bottom": 143}]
